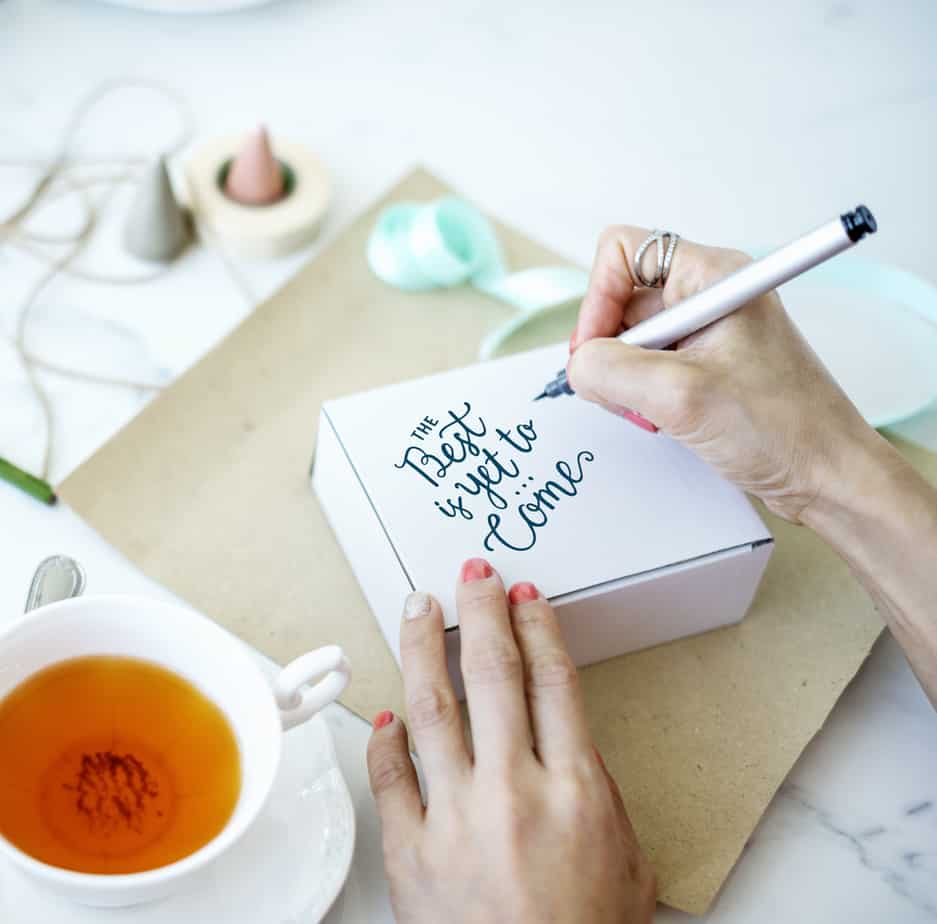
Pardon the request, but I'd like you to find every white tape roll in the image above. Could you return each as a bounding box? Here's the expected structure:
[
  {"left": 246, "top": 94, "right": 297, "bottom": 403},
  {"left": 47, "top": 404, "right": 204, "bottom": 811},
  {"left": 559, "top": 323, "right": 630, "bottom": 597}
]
[{"left": 184, "top": 135, "right": 330, "bottom": 259}]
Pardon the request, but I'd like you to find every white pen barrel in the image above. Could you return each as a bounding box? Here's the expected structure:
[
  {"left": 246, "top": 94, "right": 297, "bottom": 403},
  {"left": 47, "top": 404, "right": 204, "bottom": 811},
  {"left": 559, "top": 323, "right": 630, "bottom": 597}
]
[{"left": 621, "top": 217, "right": 853, "bottom": 350}]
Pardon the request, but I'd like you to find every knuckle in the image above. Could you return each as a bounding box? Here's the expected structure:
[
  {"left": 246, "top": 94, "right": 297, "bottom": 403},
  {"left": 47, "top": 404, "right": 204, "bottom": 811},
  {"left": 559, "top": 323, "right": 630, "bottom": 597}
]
[
  {"left": 693, "top": 258, "right": 723, "bottom": 291},
  {"left": 504, "top": 810, "right": 534, "bottom": 853},
  {"left": 553, "top": 774, "right": 598, "bottom": 825},
  {"left": 566, "top": 341, "right": 598, "bottom": 391},
  {"left": 526, "top": 649, "right": 578, "bottom": 692},
  {"left": 382, "top": 833, "right": 423, "bottom": 879},
  {"left": 723, "top": 247, "right": 752, "bottom": 270},
  {"left": 488, "top": 788, "right": 532, "bottom": 839},
  {"left": 406, "top": 682, "right": 457, "bottom": 731},
  {"left": 511, "top": 601, "right": 554, "bottom": 629},
  {"left": 666, "top": 365, "right": 708, "bottom": 417},
  {"left": 695, "top": 248, "right": 749, "bottom": 288},
  {"left": 597, "top": 224, "right": 626, "bottom": 249},
  {"left": 462, "top": 638, "right": 522, "bottom": 685},
  {"left": 368, "top": 751, "right": 412, "bottom": 796},
  {"left": 459, "top": 587, "right": 508, "bottom": 616}
]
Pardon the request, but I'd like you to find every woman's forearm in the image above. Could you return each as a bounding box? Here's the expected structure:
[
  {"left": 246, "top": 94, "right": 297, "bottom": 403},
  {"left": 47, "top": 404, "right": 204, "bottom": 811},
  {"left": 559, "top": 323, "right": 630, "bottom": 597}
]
[{"left": 802, "top": 431, "right": 937, "bottom": 705}]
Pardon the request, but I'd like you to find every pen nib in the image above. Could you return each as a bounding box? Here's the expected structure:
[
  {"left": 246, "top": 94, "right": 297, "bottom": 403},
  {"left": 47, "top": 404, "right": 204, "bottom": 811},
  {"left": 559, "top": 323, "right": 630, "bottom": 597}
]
[{"left": 533, "top": 391, "right": 547, "bottom": 401}]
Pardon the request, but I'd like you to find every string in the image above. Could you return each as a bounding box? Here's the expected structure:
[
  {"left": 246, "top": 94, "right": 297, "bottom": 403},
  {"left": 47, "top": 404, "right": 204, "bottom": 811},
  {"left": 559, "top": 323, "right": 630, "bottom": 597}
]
[{"left": 1, "top": 80, "right": 255, "bottom": 482}]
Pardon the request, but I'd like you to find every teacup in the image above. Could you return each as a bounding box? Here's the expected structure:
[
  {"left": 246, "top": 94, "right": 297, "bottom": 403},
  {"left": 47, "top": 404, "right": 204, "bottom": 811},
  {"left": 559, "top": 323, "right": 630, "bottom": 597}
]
[{"left": 0, "top": 593, "right": 350, "bottom": 907}]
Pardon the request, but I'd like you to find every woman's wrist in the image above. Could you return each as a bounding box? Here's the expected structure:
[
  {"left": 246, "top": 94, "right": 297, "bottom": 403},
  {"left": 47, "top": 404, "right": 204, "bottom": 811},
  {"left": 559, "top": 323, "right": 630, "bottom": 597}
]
[
  {"left": 801, "top": 426, "right": 937, "bottom": 639},
  {"left": 800, "top": 428, "right": 916, "bottom": 543}
]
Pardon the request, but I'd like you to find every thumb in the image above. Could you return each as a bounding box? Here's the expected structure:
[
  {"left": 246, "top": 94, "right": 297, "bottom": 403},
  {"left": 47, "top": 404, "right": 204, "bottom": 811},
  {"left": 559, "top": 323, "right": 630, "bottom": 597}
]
[{"left": 567, "top": 338, "right": 708, "bottom": 432}]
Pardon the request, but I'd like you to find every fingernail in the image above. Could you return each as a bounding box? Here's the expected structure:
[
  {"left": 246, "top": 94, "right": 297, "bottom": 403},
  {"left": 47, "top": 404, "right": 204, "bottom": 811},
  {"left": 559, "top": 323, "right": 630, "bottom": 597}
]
[
  {"left": 614, "top": 406, "right": 658, "bottom": 433},
  {"left": 404, "top": 591, "right": 432, "bottom": 620},
  {"left": 568, "top": 323, "right": 579, "bottom": 353},
  {"left": 373, "top": 710, "right": 394, "bottom": 730},
  {"left": 460, "top": 557, "right": 493, "bottom": 583},
  {"left": 508, "top": 581, "right": 539, "bottom": 605},
  {"left": 594, "top": 746, "right": 606, "bottom": 770}
]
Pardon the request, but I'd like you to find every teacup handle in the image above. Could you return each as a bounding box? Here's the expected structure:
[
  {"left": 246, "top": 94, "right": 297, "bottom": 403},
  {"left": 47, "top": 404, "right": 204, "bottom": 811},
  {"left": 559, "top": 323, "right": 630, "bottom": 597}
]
[{"left": 273, "top": 645, "right": 351, "bottom": 731}]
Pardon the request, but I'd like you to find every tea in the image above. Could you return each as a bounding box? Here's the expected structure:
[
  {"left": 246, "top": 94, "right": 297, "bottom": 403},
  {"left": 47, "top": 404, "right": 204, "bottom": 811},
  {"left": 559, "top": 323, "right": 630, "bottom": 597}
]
[{"left": 0, "top": 656, "right": 241, "bottom": 875}]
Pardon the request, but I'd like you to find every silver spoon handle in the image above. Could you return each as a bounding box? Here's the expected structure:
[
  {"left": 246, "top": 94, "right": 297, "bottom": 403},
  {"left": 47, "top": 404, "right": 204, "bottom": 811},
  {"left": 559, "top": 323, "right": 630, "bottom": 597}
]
[{"left": 25, "top": 555, "right": 86, "bottom": 613}]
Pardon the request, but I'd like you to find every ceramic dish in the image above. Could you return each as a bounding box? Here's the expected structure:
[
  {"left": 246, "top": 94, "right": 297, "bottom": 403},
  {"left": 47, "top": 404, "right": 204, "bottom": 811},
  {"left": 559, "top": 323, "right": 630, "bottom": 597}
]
[{"left": 0, "top": 653, "right": 356, "bottom": 924}]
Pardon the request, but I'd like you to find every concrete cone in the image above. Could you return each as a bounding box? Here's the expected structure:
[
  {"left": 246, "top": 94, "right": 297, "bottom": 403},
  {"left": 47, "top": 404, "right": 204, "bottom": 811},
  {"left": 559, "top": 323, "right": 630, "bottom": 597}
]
[{"left": 123, "top": 156, "right": 190, "bottom": 262}]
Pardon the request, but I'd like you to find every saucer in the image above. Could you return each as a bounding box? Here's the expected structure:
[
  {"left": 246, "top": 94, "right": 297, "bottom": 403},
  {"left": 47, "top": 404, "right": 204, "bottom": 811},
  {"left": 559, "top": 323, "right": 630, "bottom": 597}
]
[{"left": 0, "top": 653, "right": 356, "bottom": 924}]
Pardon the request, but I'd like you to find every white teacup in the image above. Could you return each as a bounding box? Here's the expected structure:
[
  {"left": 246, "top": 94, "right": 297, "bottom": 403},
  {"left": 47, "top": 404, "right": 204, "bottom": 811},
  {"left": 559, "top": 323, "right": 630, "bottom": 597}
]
[{"left": 0, "top": 594, "right": 351, "bottom": 908}]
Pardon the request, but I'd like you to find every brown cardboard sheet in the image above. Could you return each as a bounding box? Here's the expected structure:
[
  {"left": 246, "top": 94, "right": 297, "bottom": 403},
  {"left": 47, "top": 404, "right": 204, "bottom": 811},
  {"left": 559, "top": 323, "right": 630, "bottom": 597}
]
[{"left": 59, "top": 168, "right": 936, "bottom": 914}]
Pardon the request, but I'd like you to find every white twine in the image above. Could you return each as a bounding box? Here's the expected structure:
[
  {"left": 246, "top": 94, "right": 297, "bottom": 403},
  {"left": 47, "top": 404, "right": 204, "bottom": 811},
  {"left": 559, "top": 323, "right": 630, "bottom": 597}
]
[{"left": 1, "top": 79, "right": 256, "bottom": 481}]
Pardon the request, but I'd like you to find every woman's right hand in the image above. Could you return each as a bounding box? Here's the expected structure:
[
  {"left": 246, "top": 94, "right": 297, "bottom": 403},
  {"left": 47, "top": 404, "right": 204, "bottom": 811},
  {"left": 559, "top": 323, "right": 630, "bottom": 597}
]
[{"left": 566, "top": 225, "right": 898, "bottom": 524}]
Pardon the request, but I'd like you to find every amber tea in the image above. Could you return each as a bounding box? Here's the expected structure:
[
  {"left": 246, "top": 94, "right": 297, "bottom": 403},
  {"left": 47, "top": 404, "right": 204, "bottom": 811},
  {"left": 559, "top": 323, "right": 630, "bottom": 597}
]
[{"left": 0, "top": 656, "right": 241, "bottom": 875}]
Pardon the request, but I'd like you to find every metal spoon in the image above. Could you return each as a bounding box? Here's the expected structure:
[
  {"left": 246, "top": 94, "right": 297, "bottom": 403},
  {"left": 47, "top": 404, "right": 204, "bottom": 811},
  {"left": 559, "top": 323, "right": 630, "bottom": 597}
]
[{"left": 24, "top": 555, "right": 86, "bottom": 613}]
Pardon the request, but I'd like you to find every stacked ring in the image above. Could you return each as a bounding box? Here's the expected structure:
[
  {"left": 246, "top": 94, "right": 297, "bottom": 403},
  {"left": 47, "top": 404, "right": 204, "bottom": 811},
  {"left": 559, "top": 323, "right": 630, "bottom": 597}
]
[{"left": 633, "top": 230, "right": 680, "bottom": 287}]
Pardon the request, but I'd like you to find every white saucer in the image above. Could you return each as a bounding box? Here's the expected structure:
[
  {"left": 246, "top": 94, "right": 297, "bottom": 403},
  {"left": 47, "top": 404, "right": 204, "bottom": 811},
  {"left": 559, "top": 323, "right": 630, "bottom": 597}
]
[{"left": 0, "top": 654, "right": 356, "bottom": 924}]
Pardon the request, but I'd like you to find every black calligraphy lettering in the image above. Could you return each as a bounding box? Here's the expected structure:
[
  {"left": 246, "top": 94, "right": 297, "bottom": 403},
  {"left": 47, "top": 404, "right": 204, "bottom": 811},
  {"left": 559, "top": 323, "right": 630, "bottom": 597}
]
[
  {"left": 496, "top": 421, "right": 537, "bottom": 453},
  {"left": 409, "top": 415, "right": 439, "bottom": 440},
  {"left": 483, "top": 512, "right": 537, "bottom": 552},
  {"left": 396, "top": 400, "right": 594, "bottom": 553},
  {"left": 438, "top": 403, "right": 487, "bottom": 440},
  {"left": 435, "top": 497, "right": 473, "bottom": 520},
  {"left": 394, "top": 446, "right": 448, "bottom": 486}
]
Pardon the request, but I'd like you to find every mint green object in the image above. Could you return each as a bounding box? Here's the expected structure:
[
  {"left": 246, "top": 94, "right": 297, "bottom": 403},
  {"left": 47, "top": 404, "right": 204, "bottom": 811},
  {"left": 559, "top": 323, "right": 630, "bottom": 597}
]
[
  {"left": 481, "top": 254, "right": 937, "bottom": 431},
  {"left": 368, "top": 201, "right": 937, "bottom": 431},
  {"left": 367, "top": 197, "right": 588, "bottom": 337},
  {"left": 762, "top": 253, "right": 937, "bottom": 430}
]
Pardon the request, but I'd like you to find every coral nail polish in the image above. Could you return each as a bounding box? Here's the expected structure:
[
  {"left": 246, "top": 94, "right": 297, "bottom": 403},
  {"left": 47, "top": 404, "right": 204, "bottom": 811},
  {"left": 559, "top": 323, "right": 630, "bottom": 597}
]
[
  {"left": 615, "top": 407, "right": 659, "bottom": 433},
  {"left": 508, "top": 582, "right": 539, "bottom": 605},
  {"left": 460, "top": 558, "right": 493, "bottom": 582},
  {"left": 373, "top": 710, "right": 394, "bottom": 730}
]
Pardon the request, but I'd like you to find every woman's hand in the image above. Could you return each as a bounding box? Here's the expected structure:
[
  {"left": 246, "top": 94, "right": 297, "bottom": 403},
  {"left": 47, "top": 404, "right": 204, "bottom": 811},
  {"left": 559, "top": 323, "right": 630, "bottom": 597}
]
[
  {"left": 566, "top": 225, "right": 895, "bottom": 523},
  {"left": 367, "top": 559, "right": 656, "bottom": 924},
  {"left": 569, "top": 226, "right": 937, "bottom": 708}
]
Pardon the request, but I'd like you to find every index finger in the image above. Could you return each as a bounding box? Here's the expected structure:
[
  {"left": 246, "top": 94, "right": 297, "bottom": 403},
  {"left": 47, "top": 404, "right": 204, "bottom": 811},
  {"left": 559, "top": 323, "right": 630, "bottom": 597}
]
[
  {"left": 574, "top": 226, "right": 644, "bottom": 346},
  {"left": 399, "top": 591, "right": 470, "bottom": 787},
  {"left": 574, "top": 225, "right": 750, "bottom": 349}
]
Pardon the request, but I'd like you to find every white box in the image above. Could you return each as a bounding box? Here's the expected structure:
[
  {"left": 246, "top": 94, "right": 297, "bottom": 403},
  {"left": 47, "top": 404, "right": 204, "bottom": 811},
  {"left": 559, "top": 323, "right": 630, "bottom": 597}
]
[{"left": 313, "top": 344, "right": 772, "bottom": 689}]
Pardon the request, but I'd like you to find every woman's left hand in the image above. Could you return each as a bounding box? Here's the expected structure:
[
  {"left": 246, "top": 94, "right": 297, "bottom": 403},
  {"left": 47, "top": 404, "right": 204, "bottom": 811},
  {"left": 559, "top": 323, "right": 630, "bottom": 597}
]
[{"left": 367, "top": 558, "right": 656, "bottom": 924}]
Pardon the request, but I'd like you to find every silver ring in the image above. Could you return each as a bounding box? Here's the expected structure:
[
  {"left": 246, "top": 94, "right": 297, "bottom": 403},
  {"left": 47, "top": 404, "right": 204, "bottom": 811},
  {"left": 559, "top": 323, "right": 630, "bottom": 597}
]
[{"left": 633, "top": 230, "right": 680, "bottom": 288}]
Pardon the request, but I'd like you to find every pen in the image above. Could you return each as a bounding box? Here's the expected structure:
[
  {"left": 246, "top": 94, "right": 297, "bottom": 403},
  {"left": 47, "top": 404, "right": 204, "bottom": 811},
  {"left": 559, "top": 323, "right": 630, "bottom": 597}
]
[
  {"left": 0, "top": 456, "right": 57, "bottom": 505},
  {"left": 534, "top": 205, "right": 877, "bottom": 400}
]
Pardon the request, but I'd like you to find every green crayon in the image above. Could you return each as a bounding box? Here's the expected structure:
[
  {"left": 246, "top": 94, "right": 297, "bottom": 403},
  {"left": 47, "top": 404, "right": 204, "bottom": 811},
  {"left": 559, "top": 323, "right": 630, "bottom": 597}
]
[{"left": 0, "top": 457, "right": 57, "bottom": 505}]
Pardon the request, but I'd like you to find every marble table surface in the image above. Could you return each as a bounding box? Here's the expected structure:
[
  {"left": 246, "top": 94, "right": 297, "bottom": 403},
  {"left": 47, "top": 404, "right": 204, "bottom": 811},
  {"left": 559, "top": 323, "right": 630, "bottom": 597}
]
[{"left": 2, "top": 0, "right": 937, "bottom": 920}]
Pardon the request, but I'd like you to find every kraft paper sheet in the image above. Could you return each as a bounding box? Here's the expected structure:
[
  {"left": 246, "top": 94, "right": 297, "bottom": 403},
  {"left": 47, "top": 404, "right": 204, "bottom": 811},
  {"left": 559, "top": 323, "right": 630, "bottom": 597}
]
[{"left": 60, "top": 168, "right": 937, "bottom": 914}]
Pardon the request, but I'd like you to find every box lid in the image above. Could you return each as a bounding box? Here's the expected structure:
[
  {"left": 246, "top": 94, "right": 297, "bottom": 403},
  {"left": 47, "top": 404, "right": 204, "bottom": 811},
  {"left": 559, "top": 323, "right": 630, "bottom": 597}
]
[{"left": 321, "top": 343, "right": 770, "bottom": 627}]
